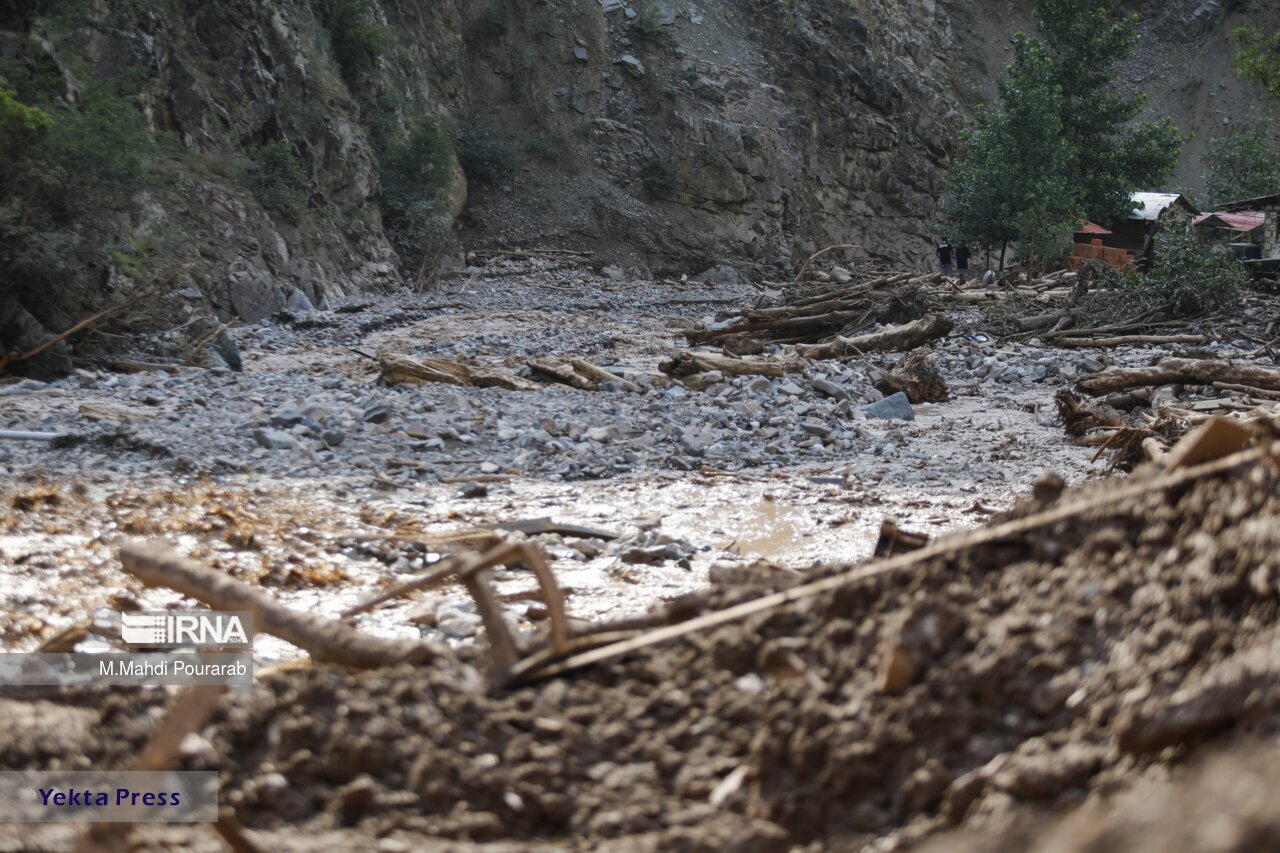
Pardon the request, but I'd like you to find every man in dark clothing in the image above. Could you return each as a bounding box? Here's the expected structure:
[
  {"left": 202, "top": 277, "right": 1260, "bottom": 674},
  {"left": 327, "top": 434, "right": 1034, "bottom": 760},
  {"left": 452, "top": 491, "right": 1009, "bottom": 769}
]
[
  {"left": 936, "top": 238, "right": 954, "bottom": 273},
  {"left": 955, "top": 243, "right": 971, "bottom": 272}
]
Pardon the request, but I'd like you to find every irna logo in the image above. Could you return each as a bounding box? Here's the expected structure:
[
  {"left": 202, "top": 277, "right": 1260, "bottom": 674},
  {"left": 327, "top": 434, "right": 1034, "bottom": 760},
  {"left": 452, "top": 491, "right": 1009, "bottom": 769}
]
[{"left": 120, "top": 612, "right": 252, "bottom": 648}]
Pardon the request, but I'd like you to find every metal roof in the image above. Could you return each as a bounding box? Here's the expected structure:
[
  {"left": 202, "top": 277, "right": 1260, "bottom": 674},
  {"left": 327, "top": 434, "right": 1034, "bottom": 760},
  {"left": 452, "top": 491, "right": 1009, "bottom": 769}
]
[
  {"left": 1219, "top": 192, "right": 1280, "bottom": 212},
  {"left": 1075, "top": 220, "right": 1112, "bottom": 235},
  {"left": 1129, "top": 192, "right": 1194, "bottom": 221},
  {"left": 1193, "top": 211, "right": 1266, "bottom": 232}
]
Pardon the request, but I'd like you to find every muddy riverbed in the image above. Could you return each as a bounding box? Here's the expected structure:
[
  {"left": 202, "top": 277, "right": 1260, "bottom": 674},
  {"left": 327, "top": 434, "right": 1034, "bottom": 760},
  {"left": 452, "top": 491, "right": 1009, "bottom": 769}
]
[{"left": 0, "top": 259, "right": 1108, "bottom": 659}]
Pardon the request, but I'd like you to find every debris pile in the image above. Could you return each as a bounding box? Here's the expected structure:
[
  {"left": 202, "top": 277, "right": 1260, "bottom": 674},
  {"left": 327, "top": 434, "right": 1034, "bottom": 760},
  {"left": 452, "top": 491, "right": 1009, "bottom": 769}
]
[
  {"left": 1059, "top": 358, "right": 1280, "bottom": 469},
  {"left": 8, "top": 428, "right": 1280, "bottom": 849}
]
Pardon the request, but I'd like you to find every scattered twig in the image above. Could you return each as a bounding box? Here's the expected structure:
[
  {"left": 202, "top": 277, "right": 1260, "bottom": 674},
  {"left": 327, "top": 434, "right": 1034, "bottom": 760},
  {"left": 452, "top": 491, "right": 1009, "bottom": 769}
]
[
  {"left": 0, "top": 429, "right": 65, "bottom": 442},
  {"left": 119, "top": 542, "right": 447, "bottom": 668},
  {"left": 183, "top": 319, "right": 238, "bottom": 366}
]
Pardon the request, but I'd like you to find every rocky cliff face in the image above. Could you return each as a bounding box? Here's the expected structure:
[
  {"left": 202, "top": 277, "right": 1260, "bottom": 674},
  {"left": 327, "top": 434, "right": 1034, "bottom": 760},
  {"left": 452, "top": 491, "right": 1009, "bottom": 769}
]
[{"left": 0, "top": 0, "right": 1271, "bottom": 373}]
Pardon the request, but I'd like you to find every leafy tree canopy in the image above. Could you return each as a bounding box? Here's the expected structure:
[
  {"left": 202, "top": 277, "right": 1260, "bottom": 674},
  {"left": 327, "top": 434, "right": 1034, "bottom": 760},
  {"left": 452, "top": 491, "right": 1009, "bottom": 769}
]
[
  {"left": 947, "top": 0, "right": 1182, "bottom": 261},
  {"left": 1202, "top": 121, "right": 1280, "bottom": 205},
  {"left": 1234, "top": 26, "right": 1280, "bottom": 101}
]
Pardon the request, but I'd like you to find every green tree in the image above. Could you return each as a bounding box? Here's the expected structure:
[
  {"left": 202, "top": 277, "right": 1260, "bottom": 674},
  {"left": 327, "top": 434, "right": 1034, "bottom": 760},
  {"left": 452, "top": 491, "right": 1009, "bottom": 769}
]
[
  {"left": 947, "top": 39, "right": 1079, "bottom": 267},
  {"left": 1202, "top": 121, "right": 1280, "bottom": 205},
  {"left": 1234, "top": 26, "right": 1280, "bottom": 101},
  {"left": 947, "top": 0, "right": 1182, "bottom": 262},
  {"left": 1029, "top": 0, "right": 1181, "bottom": 223},
  {"left": 1132, "top": 220, "right": 1245, "bottom": 317}
]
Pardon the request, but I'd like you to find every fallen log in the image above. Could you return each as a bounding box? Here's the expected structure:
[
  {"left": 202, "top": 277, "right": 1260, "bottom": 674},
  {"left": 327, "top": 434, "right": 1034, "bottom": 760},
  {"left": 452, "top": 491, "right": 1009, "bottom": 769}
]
[
  {"left": 379, "top": 354, "right": 466, "bottom": 386},
  {"left": 1214, "top": 382, "right": 1280, "bottom": 401},
  {"left": 660, "top": 350, "right": 804, "bottom": 378},
  {"left": 1056, "top": 334, "right": 1209, "bottom": 349},
  {"left": 1078, "top": 358, "right": 1280, "bottom": 397},
  {"left": 1015, "top": 311, "right": 1073, "bottom": 333},
  {"left": 796, "top": 313, "right": 953, "bottom": 360},
  {"left": 379, "top": 354, "right": 539, "bottom": 391},
  {"left": 527, "top": 357, "right": 597, "bottom": 390},
  {"left": 119, "top": 542, "right": 446, "bottom": 668},
  {"left": 568, "top": 358, "right": 638, "bottom": 392}
]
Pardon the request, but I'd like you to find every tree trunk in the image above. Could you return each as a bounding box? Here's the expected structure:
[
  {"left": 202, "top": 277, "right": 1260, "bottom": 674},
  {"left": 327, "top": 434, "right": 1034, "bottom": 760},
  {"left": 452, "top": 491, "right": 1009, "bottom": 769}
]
[
  {"left": 796, "top": 314, "right": 954, "bottom": 360},
  {"left": 1077, "top": 358, "right": 1280, "bottom": 396}
]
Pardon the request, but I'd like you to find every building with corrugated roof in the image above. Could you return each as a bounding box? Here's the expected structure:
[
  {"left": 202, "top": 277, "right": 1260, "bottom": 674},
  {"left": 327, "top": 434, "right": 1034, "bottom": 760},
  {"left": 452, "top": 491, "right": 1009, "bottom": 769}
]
[{"left": 1098, "top": 192, "right": 1198, "bottom": 268}]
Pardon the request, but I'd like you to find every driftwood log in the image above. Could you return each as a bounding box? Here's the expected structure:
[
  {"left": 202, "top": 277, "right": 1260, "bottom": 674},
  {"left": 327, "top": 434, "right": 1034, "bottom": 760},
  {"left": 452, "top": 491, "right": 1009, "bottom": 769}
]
[
  {"left": 379, "top": 354, "right": 539, "bottom": 391},
  {"left": 660, "top": 351, "right": 805, "bottom": 378},
  {"left": 796, "top": 313, "right": 953, "bottom": 360},
  {"left": 526, "top": 357, "right": 597, "bottom": 390},
  {"left": 119, "top": 542, "right": 446, "bottom": 669},
  {"left": 1078, "top": 358, "right": 1280, "bottom": 397},
  {"left": 568, "top": 358, "right": 638, "bottom": 391},
  {"left": 1056, "top": 334, "right": 1209, "bottom": 349}
]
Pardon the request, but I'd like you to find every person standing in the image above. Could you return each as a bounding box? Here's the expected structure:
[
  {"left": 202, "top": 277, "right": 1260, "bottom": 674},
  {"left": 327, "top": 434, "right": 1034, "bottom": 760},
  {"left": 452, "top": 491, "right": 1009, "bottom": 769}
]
[
  {"left": 936, "top": 237, "right": 954, "bottom": 273},
  {"left": 955, "top": 243, "right": 971, "bottom": 274}
]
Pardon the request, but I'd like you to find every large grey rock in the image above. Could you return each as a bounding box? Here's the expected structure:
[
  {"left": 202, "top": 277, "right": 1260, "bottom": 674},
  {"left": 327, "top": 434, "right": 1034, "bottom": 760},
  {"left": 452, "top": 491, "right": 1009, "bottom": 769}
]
[
  {"left": 812, "top": 377, "right": 850, "bottom": 400},
  {"left": 227, "top": 263, "right": 287, "bottom": 323},
  {"left": 862, "top": 392, "right": 914, "bottom": 421},
  {"left": 253, "top": 428, "right": 295, "bottom": 450},
  {"left": 617, "top": 55, "right": 646, "bottom": 77}
]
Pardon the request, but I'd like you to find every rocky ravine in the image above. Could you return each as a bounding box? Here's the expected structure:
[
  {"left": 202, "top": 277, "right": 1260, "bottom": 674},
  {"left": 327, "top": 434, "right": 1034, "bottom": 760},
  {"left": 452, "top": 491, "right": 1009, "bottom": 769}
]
[{"left": 5, "top": 0, "right": 1272, "bottom": 376}]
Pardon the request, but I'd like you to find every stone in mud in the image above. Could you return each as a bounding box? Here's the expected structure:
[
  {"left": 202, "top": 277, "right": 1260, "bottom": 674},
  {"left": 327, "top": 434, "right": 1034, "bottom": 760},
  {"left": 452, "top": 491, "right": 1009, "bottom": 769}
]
[
  {"left": 812, "top": 377, "right": 850, "bottom": 400},
  {"left": 253, "top": 428, "right": 295, "bottom": 450},
  {"left": 1079, "top": 357, "right": 1106, "bottom": 374},
  {"left": 862, "top": 392, "right": 914, "bottom": 421},
  {"left": 437, "top": 611, "right": 482, "bottom": 639},
  {"left": 459, "top": 482, "right": 489, "bottom": 498},
  {"left": 877, "top": 602, "right": 964, "bottom": 694},
  {"left": 683, "top": 371, "right": 724, "bottom": 390},
  {"left": 801, "top": 418, "right": 832, "bottom": 436}
]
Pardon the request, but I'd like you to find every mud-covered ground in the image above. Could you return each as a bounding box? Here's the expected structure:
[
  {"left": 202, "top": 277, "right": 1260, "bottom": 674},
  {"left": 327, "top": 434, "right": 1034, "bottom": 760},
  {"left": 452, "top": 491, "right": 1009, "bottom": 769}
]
[
  {"left": 0, "top": 259, "right": 1108, "bottom": 659},
  {"left": 4, "top": 425, "right": 1280, "bottom": 851},
  {"left": 3, "top": 258, "right": 1280, "bottom": 851}
]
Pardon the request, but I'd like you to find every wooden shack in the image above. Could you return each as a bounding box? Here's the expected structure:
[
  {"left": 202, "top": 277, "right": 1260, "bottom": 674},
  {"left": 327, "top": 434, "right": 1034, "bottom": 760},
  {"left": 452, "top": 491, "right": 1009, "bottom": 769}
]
[{"left": 1100, "top": 192, "right": 1198, "bottom": 268}]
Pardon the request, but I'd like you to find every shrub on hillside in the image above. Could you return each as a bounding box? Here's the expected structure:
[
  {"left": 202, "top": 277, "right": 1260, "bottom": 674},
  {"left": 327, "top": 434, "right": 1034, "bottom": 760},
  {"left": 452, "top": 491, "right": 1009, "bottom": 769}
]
[
  {"left": 379, "top": 118, "right": 456, "bottom": 275},
  {"left": 249, "top": 141, "right": 307, "bottom": 219},
  {"left": 323, "top": 0, "right": 387, "bottom": 85},
  {"left": 631, "top": 5, "right": 671, "bottom": 44},
  {"left": 457, "top": 123, "right": 512, "bottom": 185}
]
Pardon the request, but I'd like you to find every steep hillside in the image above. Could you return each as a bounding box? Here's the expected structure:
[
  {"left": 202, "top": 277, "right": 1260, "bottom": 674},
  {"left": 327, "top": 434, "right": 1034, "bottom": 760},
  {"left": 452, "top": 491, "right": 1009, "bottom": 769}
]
[
  {"left": 0, "top": 0, "right": 1274, "bottom": 374},
  {"left": 947, "top": 0, "right": 1280, "bottom": 201}
]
